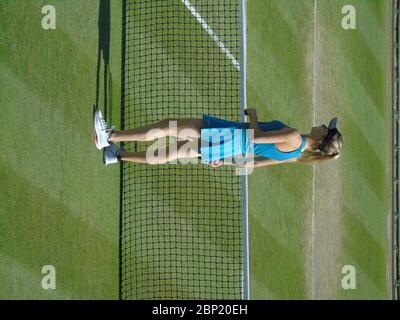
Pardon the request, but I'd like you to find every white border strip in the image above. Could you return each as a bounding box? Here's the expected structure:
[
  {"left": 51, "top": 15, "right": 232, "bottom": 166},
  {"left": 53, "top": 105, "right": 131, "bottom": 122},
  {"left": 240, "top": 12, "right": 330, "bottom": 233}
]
[
  {"left": 240, "top": 0, "right": 250, "bottom": 300},
  {"left": 182, "top": 0, "right": 240, "bottom": 71}
]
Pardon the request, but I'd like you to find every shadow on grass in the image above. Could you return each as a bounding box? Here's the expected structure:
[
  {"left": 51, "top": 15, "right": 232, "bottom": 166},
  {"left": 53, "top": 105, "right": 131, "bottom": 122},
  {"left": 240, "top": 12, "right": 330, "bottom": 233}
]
[{"left": 96, "top": 0, "right": 112, "bottom": 122}]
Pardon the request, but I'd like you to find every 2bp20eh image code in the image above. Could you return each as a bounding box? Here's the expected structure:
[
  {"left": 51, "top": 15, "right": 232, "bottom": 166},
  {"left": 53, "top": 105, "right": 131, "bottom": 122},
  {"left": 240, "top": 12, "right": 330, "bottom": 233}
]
[{"left": 151, "top": 304, "right": 248, "bottom": 317}]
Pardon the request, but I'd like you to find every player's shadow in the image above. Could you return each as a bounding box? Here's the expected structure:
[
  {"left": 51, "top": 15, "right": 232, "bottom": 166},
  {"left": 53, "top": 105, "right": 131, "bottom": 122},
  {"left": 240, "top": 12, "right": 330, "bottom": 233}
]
[{"left": 95, "top": 0, "right": 111, "bottom": 122}]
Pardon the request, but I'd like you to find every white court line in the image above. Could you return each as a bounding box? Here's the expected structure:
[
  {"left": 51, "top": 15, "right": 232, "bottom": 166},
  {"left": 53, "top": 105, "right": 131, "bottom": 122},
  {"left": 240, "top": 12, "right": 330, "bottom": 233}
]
[
  {"left": 311, "top": 0, "right": 318, "bottom": 300},
  {"left": 182, "top": 0, "right": 240, "bottom": 71}
]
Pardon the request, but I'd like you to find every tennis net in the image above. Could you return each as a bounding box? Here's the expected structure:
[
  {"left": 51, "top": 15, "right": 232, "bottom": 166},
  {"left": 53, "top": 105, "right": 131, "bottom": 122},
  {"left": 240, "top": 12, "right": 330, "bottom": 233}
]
[{"left": 120, "top": 0, "right": 244, "bottom": 299}]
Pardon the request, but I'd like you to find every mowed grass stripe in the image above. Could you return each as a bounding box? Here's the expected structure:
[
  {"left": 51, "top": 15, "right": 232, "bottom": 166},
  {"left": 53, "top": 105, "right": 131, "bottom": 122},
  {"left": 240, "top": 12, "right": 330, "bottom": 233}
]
[
  {"left": 362, "top": 0, "right": 389, "bottom": 27},
  {"left": 247, "top": 0, "right": 313, "bottom": 126},
  {"left": 359, "top": 3, "right": 392, "bottom": 68},
  {"left": 0, "top": 254, "right": 72, "bottom": 300},
  {"left": 46, "top": 0, "right": 102, "bottom": 58},
  {"left": 248, "top": 0, "right": 315, "bottom": 299},
  {"left": 248, "top": 0, "right": 391, "bottom": 299},
  {"left": 343, "top": 75, "right": 386, "bottom": 164},
  {"left": 342, "top": 162, "right": 388, "bottom": 246},
  {"left": 0, "top": 64, "right": 117, "bottom": 240},
  {"left": 315, "top": 0, "right": 387, "bottom": 244},
  {"left": 0, "top": 164, "right": 116, "bottom": 299},
  {"left": 342, "top": 109, "right": 386, "bottom": 202},
  {"left": 319, "top": 0, "right": 387, "bottom": 119},
  {"left": 340, "top": 222, "right": 388, "bottom": 298},
  {"left": 0, "top": 4, "right": 97, "bottom": 133},
  {"left": 0, "top": 0, "right": 120, "bottom": 299},
  {"left": 250, "top": 217, "right": 306, "bottom": 299},
  {"left": 317, "top": 0, "right": 391, "bottom": 298},
  {"left": 250, "top": 168, "right": 310, "bottom": 252}
]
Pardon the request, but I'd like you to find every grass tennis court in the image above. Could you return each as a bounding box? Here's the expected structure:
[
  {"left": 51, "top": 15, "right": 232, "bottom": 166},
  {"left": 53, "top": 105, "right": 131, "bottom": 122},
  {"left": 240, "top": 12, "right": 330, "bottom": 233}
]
[
  {"left": 0, "top": 0, "right": 121, "bottom": 299},
  {"left": 248, "top": 0, "right": 392, "bottom": 299},
  {"left": 0, "top": 0, "right": 393, "bottom": 300}
]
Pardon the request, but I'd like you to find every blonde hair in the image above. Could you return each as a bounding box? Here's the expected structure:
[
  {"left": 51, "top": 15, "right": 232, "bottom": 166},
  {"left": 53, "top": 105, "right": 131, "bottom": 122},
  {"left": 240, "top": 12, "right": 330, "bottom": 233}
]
[{"left": 296, "top": 131, "right": 343, "bottom": 165}]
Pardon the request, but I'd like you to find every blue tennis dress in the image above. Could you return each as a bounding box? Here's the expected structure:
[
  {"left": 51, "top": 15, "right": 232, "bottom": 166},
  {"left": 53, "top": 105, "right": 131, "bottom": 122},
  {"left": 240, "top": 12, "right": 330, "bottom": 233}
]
[{"left": 200, "top": 115, "right": 306, "bottom": 162}]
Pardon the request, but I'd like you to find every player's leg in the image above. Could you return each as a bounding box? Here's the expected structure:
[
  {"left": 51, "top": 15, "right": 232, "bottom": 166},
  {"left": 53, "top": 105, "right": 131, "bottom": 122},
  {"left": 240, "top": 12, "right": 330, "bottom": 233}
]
[
  {"left": 104, "top": 140, "right": 201, "bottom": 165},
  {"left": 109, "top": 118, "right": 203, "bottom": 143},
  {"left": 121, "top": 140, "right": 201, "bottom": 164}
]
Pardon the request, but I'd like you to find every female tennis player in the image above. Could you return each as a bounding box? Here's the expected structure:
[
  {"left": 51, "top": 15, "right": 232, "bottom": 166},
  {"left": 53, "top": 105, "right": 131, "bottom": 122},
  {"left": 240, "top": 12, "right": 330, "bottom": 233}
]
[{"left": 93, "top": 107, "right": 342, "bottom": 168}]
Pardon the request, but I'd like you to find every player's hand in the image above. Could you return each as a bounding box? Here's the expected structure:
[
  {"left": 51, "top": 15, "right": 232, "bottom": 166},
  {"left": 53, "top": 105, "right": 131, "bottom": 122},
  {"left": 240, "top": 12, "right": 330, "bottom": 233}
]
[
  {"left": 244, "top": 108, "right": 256, "bottom": 116},
  {"left": 209, "top": 160, "right": 224, "bottom": 167}
]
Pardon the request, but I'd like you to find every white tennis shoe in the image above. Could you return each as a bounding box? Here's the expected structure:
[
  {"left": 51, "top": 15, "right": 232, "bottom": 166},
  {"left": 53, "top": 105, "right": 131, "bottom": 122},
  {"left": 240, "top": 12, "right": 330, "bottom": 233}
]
[
  {"left": 94, "top": 108, "right": 113, "bottom": 150},
  {"left": 103, "top": 143, "right": 120, "bottom": 165}
]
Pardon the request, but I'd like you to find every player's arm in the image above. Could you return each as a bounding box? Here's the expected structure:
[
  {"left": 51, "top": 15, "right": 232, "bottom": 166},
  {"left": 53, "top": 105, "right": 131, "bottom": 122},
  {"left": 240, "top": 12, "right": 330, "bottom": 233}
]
[
  {"left": 252, "top": 157, "right": 297, "bottom": 167},
  {"left": 219, "top": 157, "right": 297, "bottom": 168},
  {"left": 244, "top": 108, "right": 298, "bottom": 144},
  {"left": 253, "top": 128, "right": 298, "bottom": 144}
]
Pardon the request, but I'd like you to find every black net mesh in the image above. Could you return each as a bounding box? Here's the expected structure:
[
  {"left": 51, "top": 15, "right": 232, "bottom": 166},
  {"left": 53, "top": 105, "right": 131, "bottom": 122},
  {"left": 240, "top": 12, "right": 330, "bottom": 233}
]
[{"left": 120, "top": 0, "right": 243, "bottom": 299}]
